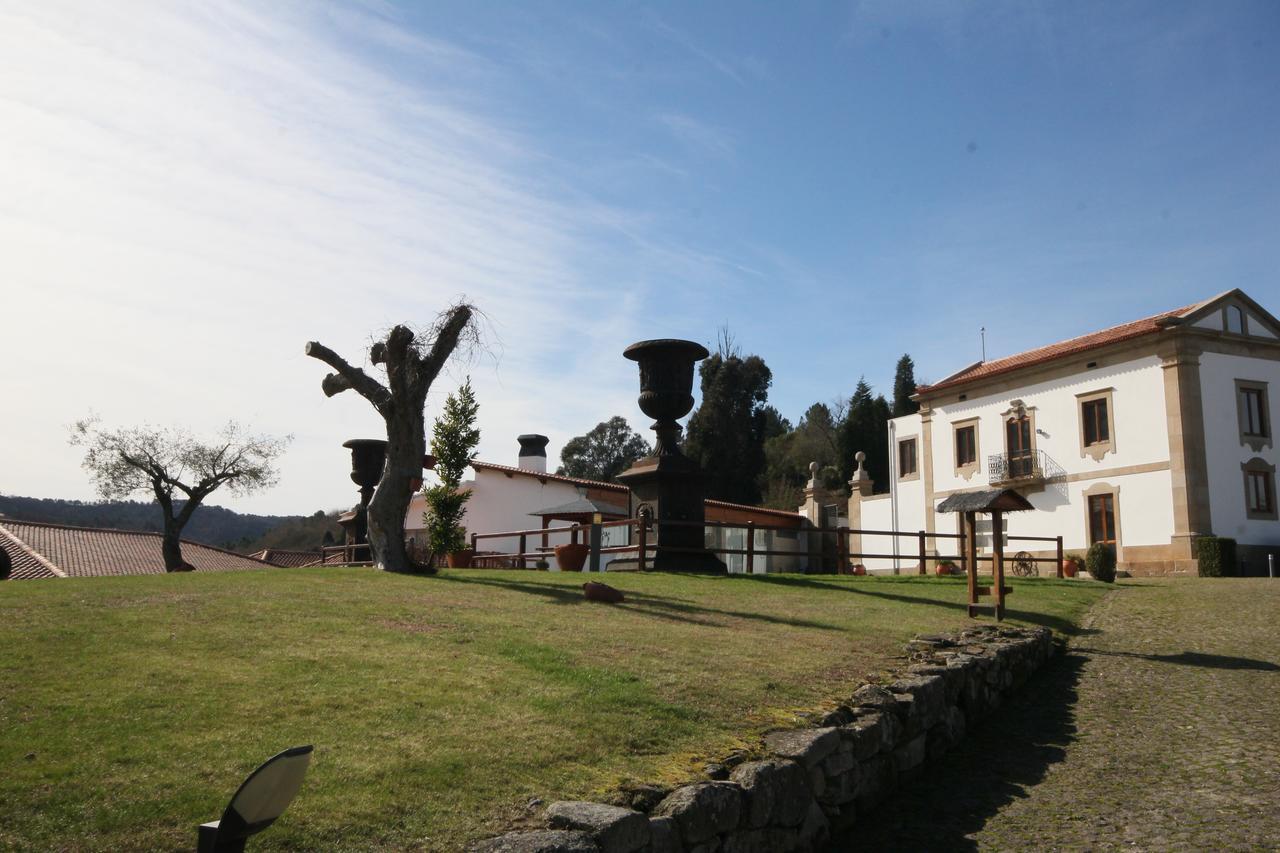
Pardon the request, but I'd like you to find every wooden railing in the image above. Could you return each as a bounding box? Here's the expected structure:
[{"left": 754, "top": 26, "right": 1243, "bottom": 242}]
[
  {"left": 319, "top": 542, "right": 373, "bottom": 566},
  {"left": 462, "top": 516, "right": 1066, "bottom": 579}
]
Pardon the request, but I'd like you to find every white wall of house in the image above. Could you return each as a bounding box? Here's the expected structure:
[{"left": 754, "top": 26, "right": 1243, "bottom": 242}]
[
  {"left": 1198, "top": 351, "right": 1280, "bottom": 545},
  {"left": 405, "top": 468, "right": 630, "bottom": 566},
  {"left": 855, "top": 353, "right": 1179, "bottom": 571}
]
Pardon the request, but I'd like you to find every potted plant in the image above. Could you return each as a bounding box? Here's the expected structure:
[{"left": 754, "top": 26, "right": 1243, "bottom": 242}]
[
  {"left": 1062, "top": 552, "right": 1084, "bottom": 578},
  {"left": 555, "top": 542, "right": 590, "bottom": 572},
  {"left": 936, "top": 560, "right": 959, "bottom": 576},
  {"left": 423, "top": 378, "right": 480, "bottom": 570},
  {"left": 851, "top": 563, "right": 867, "bottom": 576},
  {"left": 1085, "top": 542, "right": 1117, "bottom": 583},
  {"left": 535, "top": 559, "right": 550, "bottom": 571}
]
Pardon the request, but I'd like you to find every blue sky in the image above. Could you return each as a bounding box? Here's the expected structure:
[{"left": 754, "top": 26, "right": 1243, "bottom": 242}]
[{"left": 1, "top": 1, "right": 1277, "bottom": 514}]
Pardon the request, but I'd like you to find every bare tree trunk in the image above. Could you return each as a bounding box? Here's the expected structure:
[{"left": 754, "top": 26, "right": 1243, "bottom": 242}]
[
  {"left": 306, "top": 304, "right": 474, "bottom": 574},
  {"left": 161, "top": 525, "right": 193, "bottom": 572},
  {"left": 367, "top": 402, "right": 425, "bottom": 572}
]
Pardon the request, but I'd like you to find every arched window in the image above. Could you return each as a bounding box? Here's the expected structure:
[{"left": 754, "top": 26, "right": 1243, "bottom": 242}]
[{"left": 1226, "top": 305, "right": 1245, "bottom": 335}]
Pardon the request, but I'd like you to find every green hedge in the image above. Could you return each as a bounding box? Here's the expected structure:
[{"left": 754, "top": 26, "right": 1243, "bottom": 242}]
[
  {"left": 1086, "top": 542, "right": 1116, "bottom": 583},
  {"left": 1195, "top": 536, "right": 1238, "bottom": 577}
]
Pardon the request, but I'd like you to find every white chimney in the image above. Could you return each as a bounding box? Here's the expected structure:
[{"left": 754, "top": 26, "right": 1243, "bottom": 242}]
[{"left": 517, "top": 434, "right": 549, "bottom": 473}]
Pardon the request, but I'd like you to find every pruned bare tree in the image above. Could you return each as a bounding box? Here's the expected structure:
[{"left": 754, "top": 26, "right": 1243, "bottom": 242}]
[
  {"left": 305, "top": 303, "right": 476, "bottom": 572},
  {"left": 69, "top": 419, "right": 289, "bottom": 571}
]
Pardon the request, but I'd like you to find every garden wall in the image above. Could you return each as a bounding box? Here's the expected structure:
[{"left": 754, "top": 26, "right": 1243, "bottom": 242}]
[{"left": 473, "top": 624, "right": 1057, "bottom": 853}]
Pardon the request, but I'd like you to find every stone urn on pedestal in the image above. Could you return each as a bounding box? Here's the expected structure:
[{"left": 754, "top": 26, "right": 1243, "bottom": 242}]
[
  {"left": 338, "top": 438, "right": 387, "bottom": 554},
  {"left": 615, "top": 339, "right": 727, "bottom": 573}
]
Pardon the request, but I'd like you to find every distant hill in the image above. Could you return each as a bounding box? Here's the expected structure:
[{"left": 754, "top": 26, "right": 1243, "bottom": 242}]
[{"left": 0, "top": 496, "right": 343, "bottom": 553}]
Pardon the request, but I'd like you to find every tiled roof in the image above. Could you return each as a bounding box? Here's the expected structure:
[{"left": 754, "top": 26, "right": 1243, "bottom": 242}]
[
  {"left": 916, "top": 298, "right": 1212, "bottom": 395},
  {"left": 0, "top": 525, "right": 63, "bottom": 580},
  {"left": 248, "top": 548, "right": 324, "bottom": 568},
  {"left": 469, "top": 460, "right": 628, "bottom": 492},
  {"left": 0, "top": 520, "right": 273, "bottom": 580},
  {"left": 704, "top": 499, "right": 804, "bottom": 520}
]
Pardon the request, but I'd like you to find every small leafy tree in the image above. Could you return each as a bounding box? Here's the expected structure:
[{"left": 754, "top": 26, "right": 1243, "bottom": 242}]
[
  {"left": 69, "top": 419, "right": 289, "bottom": 571},
  {"left": 558, "top": 416, "right": 650, "bottom": 481},
  {"left": 423, "top": 378, "right": 480, "bottom": 560}
]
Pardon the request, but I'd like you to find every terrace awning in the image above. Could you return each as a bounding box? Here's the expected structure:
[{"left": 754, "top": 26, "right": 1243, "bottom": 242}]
[{"left": 935, "top": 488, "right": 1034, "bottom": 514}]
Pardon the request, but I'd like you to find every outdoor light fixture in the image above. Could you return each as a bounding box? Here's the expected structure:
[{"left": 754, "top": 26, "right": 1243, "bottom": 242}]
[{"left": 198, "top": 745, "right": 314, "bottom": 853}]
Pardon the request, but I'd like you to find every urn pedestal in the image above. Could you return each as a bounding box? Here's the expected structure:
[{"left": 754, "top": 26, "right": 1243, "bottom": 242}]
[{"left": 614, "top": 339, "right": 727, "bottom": 574}]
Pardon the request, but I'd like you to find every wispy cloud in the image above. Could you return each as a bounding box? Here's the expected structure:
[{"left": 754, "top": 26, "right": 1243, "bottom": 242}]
[
  {"left": 0, "top": 1, "right": 723, "bottom": 512},
  {"left": 654, "top": 112, "right": 735, "bottom": 160}
]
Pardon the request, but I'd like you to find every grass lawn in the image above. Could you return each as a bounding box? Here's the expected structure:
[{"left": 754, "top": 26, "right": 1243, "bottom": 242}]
[{"left": 0, "top": 568, "right": 1107, "bottom": 851}]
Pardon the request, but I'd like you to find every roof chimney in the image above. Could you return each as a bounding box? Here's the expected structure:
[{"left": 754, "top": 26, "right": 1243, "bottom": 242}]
[{"left": 517, "top": 434, "right": 549, "bottom": 473}]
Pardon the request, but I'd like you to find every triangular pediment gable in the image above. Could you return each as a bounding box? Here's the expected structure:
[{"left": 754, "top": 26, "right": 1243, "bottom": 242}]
[{"left": 1178, "top": 289, "right": 1280, "bottom": 341}]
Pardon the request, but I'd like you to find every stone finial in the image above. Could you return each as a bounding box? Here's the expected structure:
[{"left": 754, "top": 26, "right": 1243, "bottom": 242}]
[
  {"left": 849, "top": 450, "right": 873, "bottom": 497},
  {"left": 807, "top": 461, "right": 819, "bottom": 487}
]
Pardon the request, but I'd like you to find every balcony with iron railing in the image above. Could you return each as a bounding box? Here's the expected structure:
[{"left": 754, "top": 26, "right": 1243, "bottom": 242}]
[{"left": 987, "top": 449, "right": 1065, "bottom": 488}]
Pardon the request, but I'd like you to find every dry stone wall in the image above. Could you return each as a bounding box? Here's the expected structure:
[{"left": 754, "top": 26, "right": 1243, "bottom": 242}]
[{"left": 473, "top": 624, "right": 1056, "bottom": 853}]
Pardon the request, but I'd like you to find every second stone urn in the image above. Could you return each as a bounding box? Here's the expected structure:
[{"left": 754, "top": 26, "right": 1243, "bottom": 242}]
[{"left": 616, "top": 339, "right": 727, "bottom": 574}]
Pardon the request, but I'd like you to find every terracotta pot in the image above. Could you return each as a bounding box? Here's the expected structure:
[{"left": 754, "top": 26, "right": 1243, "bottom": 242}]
[
  {"left": 583, "top": 581, "right": 625, "bottom": 603},
  {"left": 936, "top": 563, "right": 956, "bottom": 577},
  {"left": 1062, "top": 559, "right": 1079, "bottom": 578},
  {"left": 554, "top": 543, "right": 590, "bottom": 572},
  {"left": 852, "top": 564, "right": 867, "bottom": 576},
  {"left": 446, "top": 549, "right": 474, "bottom": 568}
]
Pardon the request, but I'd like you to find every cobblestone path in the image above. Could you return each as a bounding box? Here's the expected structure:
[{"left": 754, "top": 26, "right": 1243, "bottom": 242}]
[{"left": 850, "top": 578, "right": 1280, "bottom": 851}]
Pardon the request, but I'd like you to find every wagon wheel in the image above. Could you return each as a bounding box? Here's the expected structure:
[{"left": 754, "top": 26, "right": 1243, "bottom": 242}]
[{"left": 1010, "top": 550, "right": 1038, "bottom": 577}]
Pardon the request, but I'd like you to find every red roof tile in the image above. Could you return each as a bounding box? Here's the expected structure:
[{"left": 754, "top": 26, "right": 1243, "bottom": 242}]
[
  {"left": 0, "top": 520, "right": 274, "bottom": 579},
  {"left": 916, "top": 299, "right": 1209, "bottom": 395},
  {"left": 469, "top": 460, "right": 628, "bottom": 492},
  {"left": 248, "top": 548, "right": 325, "bottom": 568}
]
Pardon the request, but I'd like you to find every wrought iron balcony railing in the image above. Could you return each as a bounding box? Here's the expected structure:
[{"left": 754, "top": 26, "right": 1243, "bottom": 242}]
[{"left": 988, "top": 449, "right": 1064, "bottom": 486}]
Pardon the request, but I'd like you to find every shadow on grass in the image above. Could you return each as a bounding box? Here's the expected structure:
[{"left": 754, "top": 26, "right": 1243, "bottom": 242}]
[
  {"left": 1071, "top": 647, "right": 1279, "bottom": 672},
  {"left": 837, "top": 653, "right": 1086, "bottom": 852},
  {"left": 748, "top": 575, "right": 1101, "bottom": 638},
  {"left": 434, "top": 574, "right": 848, "bottom": 632}
]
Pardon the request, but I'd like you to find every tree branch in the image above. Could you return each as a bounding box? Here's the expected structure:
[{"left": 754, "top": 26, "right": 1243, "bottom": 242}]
[
  {"left": 304, "top": 341, "right": 393, "bottom": 411},
  {"left": 413, "top": 305, "right": 474, "bottom": 395}
]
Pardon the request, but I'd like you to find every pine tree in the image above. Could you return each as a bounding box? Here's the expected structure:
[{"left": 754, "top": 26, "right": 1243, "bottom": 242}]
[{"left": 892, "top": 354, "right": 920, "bottom": 417}]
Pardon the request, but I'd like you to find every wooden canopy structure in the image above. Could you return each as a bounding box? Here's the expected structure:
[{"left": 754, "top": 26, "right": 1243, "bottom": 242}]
[
  {"left": 528, "top": 497, "right": 629, "bottom": 545},
  {"left": 936, "top": 488, "right": 1034, "bottom": 621}
]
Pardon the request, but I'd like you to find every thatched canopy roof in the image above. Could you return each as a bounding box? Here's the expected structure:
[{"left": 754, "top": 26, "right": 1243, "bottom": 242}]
[{"left": 935, "top": 488, "right": 1034, "bottom": 514}]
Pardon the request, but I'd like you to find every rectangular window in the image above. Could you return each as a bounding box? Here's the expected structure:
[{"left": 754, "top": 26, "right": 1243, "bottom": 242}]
[
  {"left": 955, "top": 425, "right": 976, "bottom": 467},
  {"left": 1241, "top": 387, "right": 1268, "bottom": 438},
  {"left": 1088, "top": 494, "right": 1115, "bottom": 545},
  {"left": 1247, "top": 471, "right": 1274, "bottom": 515},
  {"left": 898, "top": 438, "right": 917, "bottom": 478},
  {"left": 1082, "top": 398, "right": 1109, "bottom": 446}
]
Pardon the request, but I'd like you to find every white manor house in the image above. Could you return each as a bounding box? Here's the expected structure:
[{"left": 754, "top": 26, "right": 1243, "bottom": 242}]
[{"left": 852, "top": 289, "right": 1280, "bottom": 576}]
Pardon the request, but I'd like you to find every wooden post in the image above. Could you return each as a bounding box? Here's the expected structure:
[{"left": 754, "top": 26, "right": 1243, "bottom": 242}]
[
  {"left": 519, "top": 533, "right": 527, "bottom": 570},
  {"left": 588, "top": 514, "right": 602, "bottom": 573},
  {"left": 965, "top": 512, "right": 979, "bottom": 618},
  {"left": 542, "top": 517, "right": 550, "bottom": 553},
  {"left": 837, "top": 526, "right": 848, "bottom": 574},
  {"left": 992, "top": 511, "right": 1005, "bottom": 621},
  {"left": 637, "top": 514, "right": 648, "bottom": 573},
  {"left": 1056, "top": 535, "right": 1064, "bottom": 579},
  {"left": 918, "top": 530, "right": 927, "bottom": 575},
  {"left": 745, "top": 521, "right": 756, "bottom": 575}
]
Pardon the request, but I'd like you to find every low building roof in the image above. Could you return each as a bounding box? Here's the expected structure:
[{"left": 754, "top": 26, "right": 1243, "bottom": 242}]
[
  {"left": 935, "top": 489, "right": 1035, "bottom": 514},
  {"left": 470, "top": 460, "right": 628, "bottom": 492},
  {"left": 248, "top": 548, "right": 325, "bottom": 568},
  {"left": 0, "top": 519, "right": 274, "bottom": 580}
]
